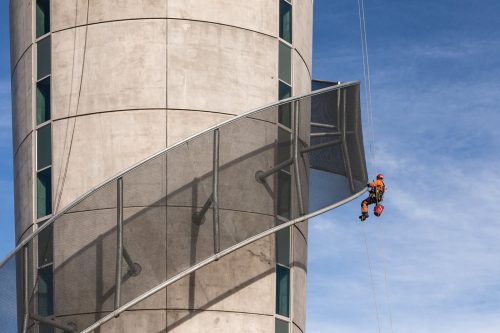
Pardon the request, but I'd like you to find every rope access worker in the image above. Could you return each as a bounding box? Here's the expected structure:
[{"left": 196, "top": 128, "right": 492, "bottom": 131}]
[{"left": 359, "top": 173, "right": 385, "bottom": 221}]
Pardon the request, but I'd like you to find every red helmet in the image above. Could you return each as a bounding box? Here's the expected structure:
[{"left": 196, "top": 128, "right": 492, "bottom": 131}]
[{"left": 376, "top": 173, "right": 384, "bottom": 180}]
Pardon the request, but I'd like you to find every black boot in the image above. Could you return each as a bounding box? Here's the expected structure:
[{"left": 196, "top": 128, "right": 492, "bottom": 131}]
[{"left": 359, "top": 213, "right": 369, "bottom": 221}]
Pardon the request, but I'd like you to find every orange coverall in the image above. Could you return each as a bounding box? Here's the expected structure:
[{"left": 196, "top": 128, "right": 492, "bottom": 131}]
[{"left": 361, "top": 179, "right": 385, "bottom": 214}]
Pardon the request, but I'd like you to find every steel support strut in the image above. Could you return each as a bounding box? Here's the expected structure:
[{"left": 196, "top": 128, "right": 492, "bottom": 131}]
[
  {"left": 293, "top": 100, "right": 305, "bottom": 216},
  {"left": 212, "top": 129, "right": 220, "bottom": 256},
  {"left": 341, "top": 88, "right": 355, "bottom": 194},
  {"left": 300, "top": 139, "right": 342, "bottom": 154},
  {"left": 255, "top": 158, "right": 294, "bottom": 183},
  {"left": 30, "top": 314, "right": 76, "bottom": 332},
  {"left": 114, "top": 177, "right": 124, "bottom": 310}
]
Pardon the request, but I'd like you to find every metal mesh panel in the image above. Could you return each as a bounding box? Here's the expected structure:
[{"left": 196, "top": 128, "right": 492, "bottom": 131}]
[
  {"left": 165, "top": 131, "right": 215, "bottom": 280},
  {"left": 52, "top": 180, "right": 117, "bottom": 329},
  {"left": 0, "top": 257, "right": 18, "bottom": 332},
  {"left": 218, "top": 107, "right": 277, "bottom": 251},
  {"left": 0, "top": 82, "right": 367, "bottom": 332},
  {"left": 304, "top": 85, "right": 367, "bottom": 211}
]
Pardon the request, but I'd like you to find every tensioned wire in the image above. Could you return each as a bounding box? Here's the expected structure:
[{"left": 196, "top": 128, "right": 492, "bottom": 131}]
[
  {"left": 356, "top": 0, "right": 395, "bottom": 332},
  {"left": 54, "top": 0, "right": 91, "bottom": 213}
]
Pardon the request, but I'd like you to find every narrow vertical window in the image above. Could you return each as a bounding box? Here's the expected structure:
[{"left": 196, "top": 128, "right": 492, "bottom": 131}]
[
  {"left": 279, "top": 0, "right": 292, "bottom": 44},
  {"left": 276, "top": 265, "right": 290, "bottom": 317},
  {"left": 36, "top": 168, "right": 52, "bottom": 218},
  {"left": 277, "top": 127, "right": 291, "bottom": 165},
  {"left": 37, "top": 266, "right": 54, "bottom": 316},
  {"left": 36, "top": 77, "right": 51, "bottom": 125},
  {"left": 37, "top": 36, "right": 51, "bottom": 80},
  {"left": 277, "top": 171, "right": 291, "bottom": 219},
  {"left": 37, "top": 125, "right": 52, "bottom": 170},
  {"left": 36, "top": 0, "right": 51, "bottom": 38},
  {"left": 38, "top": 223, "right": 53, "bottom": 266},
  {"left": 279, "top": 43, "right": 292, "bottom": 85},
  {"left": 276, "top": 228, "right": 290, "bottom": 266},
  {"left": 275, "top": 318, "right": 289, "bottom": 333},
  {"left": 278, "top": 83, "right": 292, "bottom": 128}
]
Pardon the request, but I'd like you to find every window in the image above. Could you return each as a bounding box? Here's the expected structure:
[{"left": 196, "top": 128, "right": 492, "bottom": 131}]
[
  {"left": 276, "top": 0, "right": 293, "bottom": 324},
  {"left": 36, "top": 77, "right": 51, "bottom": 125},
  {"left": 37, "top": 36, "right": 51, "bottom": 80},
  {"left": 277, "top": 171, "right": 291, "bottom": 219},
  {"left": 37, "top": 168, "right": 52, "bottom": 218},
  {"left": 276, "top": 265, "right": 290, "bottom": 317},
  {"left": 279, "top": 0, "right": 292, "bottom": 44},
  {"left": 36, "top": 0, "right": 51, "bottom": 38},
  {"left": 38, "top": 223, "right": 53, "bottom": 266},
  {"left": 275, "top": 318, "right": 289, "bottom": 333},
  {"left": 278, "top": 83, "right": 292, "bottom": 128},
  {"left": 277, "top": 127, "right": 291, "bottom": 165},
  {"left": 37, "top": 266, "right": 53, "bottom": 316},
  {"left": 276, "top": 228, "right": 290, "bottom": 266},
  {"left": 279, "top": 43, "right": 292, "bottom": 85},
  {"left": 37, "top": 125, "right": 52, "bottom": 170}
]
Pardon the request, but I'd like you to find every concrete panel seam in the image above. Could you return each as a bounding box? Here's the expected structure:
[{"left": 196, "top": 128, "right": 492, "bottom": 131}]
[
  {"left": 51, "top": 17, "right": 278, "bottom": 41},
  {"left": 12, "top": 130, "right": 33, "bottom": 160},
  {"left": 294, "top": 48, "right": 312, "bottom": 81},
  {"left": 63, "top": 205, "right": 275, "bottom": 219},
  {"left": 51, "top": 108, "right": 169, "bottom": 122},
  {"left": 293, "top": 224, "right": 308, "bottom": 244},
  {"left": 51, "top": 107, "right": 279, "bottom": 127},
  {"left": 292, "top": 321, "right": 305, "bottom": 333},
  {"left": 10, "top": 43, "right": 32, "bottom": 79},
  {"left": 15, "top": 223, "right": 34, "bottom": 245},
  {"left": 165, "top": 308, "right": 275, "bottom": 317},
  {"left": 53, "top": 308, "right": 275, "bottom": 319}
]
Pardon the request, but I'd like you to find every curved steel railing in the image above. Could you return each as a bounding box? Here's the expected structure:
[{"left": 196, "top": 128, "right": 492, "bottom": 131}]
[{"left": 0, "top": 81, "right": 367, "bottom": 332}]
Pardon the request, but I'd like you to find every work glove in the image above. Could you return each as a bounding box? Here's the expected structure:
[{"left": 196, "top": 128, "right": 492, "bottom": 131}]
[{"left": 366, "top": 183, "right": 371, "bottom": 188}]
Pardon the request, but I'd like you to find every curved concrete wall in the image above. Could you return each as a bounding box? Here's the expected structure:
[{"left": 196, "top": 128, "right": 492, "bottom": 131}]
[{"left": 11, "top": 0, "right": 313, "bottom": 332}]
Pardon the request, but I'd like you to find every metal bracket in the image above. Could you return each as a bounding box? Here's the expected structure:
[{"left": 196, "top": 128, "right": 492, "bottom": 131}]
[
  {"left": 192, "top": 194, "right": 213, "bottom": 225},
  {"left": 123, "top": 247, "right": 142, "bottom": 277}
]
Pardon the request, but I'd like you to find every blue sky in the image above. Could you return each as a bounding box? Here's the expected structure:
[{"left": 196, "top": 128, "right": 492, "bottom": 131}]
[
  {"left": 1, "top": 1, "right": 500, "bottom": 332},
  {"left": 0, "top": 0, "right": 14, "bottom": 259},
  {"left": 308, "top": 0, "right": 500, "bottom": 332}
]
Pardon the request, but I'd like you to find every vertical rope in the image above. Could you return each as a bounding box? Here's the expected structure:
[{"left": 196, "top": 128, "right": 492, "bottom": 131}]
[
  {"left": 357, "top": 1, "right": 396, "bottom": 332},
  {"left": 377, "top": 225, "right": 395, "bottom": 333},
  {"left": 361, "top": 224, "right": 381, "bottom": 333},
  {"left": 357, "top": 0, "right": 376, "bottom": 171},
  {"left": 54, "top": 0, "right": 91, "bottom": 212}
]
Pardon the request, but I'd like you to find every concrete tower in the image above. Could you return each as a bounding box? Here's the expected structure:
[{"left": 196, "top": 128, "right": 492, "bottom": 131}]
[{"left": 11, "top": 0, "right": 312, "bottom": 332}]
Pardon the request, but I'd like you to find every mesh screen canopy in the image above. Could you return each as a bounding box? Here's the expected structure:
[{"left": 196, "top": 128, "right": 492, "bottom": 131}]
[{"left": 0, "top": 82, "right": 367, "bottom": 332}]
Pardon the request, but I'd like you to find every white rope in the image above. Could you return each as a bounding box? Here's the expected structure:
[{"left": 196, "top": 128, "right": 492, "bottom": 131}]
[
  {"left": 377, "top": 225, "right": 395, "bottom": 333},
  {"left": 362, "top": 224, "right": 382, "bottom": 333},
  {"left": 357, "top": 0, "right": 376, "bottom": 169},
  {"left": 357, "top": 1, "right": 396, "bottom": 332}
]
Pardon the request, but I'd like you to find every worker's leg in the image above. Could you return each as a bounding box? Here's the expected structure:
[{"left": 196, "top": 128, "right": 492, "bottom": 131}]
[
  {"left": 360, "top": 198, "right": 370, "bottom": 221},
  {"left": 361, "top": 199, "right": 369, "bottom": 214}
]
